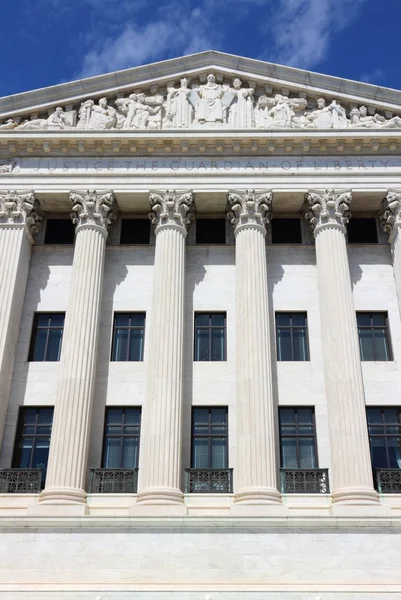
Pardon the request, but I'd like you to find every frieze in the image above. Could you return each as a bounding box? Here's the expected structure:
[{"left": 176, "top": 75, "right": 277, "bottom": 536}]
[{"left": 1, "top": 73, "right": 401, "bottom": 132}]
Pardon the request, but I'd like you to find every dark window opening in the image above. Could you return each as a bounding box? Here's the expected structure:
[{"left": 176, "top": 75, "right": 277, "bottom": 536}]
[
  {"left": 357, "top": 312, "right": 392, "bottom": 361},
  {"left": 102, "top": 407, "right": 141, "bottom": 469},
  {"left": 194, "top": 313, "right": 226, "bottom": 361},
  {"left": 12, "top": 407, "right": 54, "bottom": 488},
  {"left": 366, "top": 407, "right": 401, "bottom": 469},
  {"left": 279, "top": 407, "right": 317, "bottom": 468},
  {"left": 44, "top": 219, "right": 75, "bottom": 245},
  {"left": 347, "top": 218, "right": 378, "bottom": 243},
  {"left": 120, "top": 219, "right": 151, "bottom": 244},
  {"left": 111, "top": 313, "right": 145, "bottom": 361},
  {"left": 276, "top": 313, "right": 309, "bottom": 361},
  {"left": 271, "top": 218, "right": 302, "bottom": 244},
  {"left": 191, "top": 407, "right": 228, "bottom": 468},
  {"left": 28, "top": 313, "right": 65, "bottom": 362},
  {"left": 196, "top": 218, "right": 226, "bottom": 244}
]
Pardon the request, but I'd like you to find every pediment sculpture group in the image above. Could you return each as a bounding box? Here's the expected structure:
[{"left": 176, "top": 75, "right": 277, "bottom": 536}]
[{"left": 2, "top": 73, "right": 401, "bottom": 132}]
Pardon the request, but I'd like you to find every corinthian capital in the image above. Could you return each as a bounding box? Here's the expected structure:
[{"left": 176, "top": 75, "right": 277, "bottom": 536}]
[
  {"left": 304, "top": 189, "right": 352, "bottom": 234},
  {"left": 149, "top": 189, "right": 195, "bottom": 233},
  {"left": 0, "top": 189, "right": 43, "bottom": 240},
  {"left": 227, "top": 189, "right": 272, "bottom": 234},
  {"left": 380, "top": 190, "right": 401, "bottom": 240},
  {"left": 70, "top": 189, "right": 118, "bottom": 233}
]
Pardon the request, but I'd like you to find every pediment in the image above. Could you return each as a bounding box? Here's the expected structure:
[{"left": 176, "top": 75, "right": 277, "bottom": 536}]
[{"left": 1, "top": 51, "right": 401, "bottom": 132}]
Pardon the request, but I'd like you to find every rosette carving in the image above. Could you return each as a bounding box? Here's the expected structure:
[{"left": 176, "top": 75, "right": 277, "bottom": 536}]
[
  {"left": 227, "top": 189, "right": 272, "bottom": 233},
  {"left": 304, "top": 189, "right": 352, "bottom": 234},
  {"left": 149, "top": 189, "right": 195, "bottom": 232},
  {"left": 70, "top": 189, "right": 118, "bottom": 232},
  {"left": 0, "top": 189, "right": 43, "bottom": 238}
]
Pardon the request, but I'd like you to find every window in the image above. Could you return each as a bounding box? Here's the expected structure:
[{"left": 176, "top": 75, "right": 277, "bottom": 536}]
[
  {"left": 357, "top": 313, "right": 392, "bottom": 361},
  {"left": 366, "top": 408, "right": 401, "bottom": 469},
  {"left": 29, "top": 313, "right": 64, "bottom": 362},
  {"left": 191, "top": 407, "right": 228, "bottom": 468},
  {"left": 194, "top": 313, "right": 226, "bottom": 361},
  {"left": 12, "top": 407, "right": 54, "bottom": 487},
  {"left": 196, "top": 218, "right": 226, "bottom": 244},
  {"left": 347, "top": 218, "right": 378, "bottom": 243},
  {"left": 271, "top": 218, "right": 302, "bottom": 244},
  {"left": 111, "top": 313, "right": 145, "bottom": 361},
  {"left": 44, "top": 219, "right": 75, "bottom": 244},
  {"left": 120, "top": 219, "right": 151, "bottom": 244},
  {"left": 102, "top": 408, "right": 141, "bottom": 469},
  {"left": 279, "top": 407, "right": 317, "bottom": 468},
  {"left": 276, "top": 313, "right": 309, "bottom": 361}
]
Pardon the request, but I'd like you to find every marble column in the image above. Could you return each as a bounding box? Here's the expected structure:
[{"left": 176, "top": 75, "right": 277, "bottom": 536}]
[
  {"left": 38, "top": 190, "right": 117, "bottom": 509},
  {"left": 304, "top": 189, "right": 378, "bottom": 505},
  {"left": 380, "top": 190, "right": 401, "bottom": 319},
  {"left": 135, "top": 189, "right": 195, "bottom": 512},
  {"left": 0, "top": 190, "right": 42, "bottom": 452},
  {"left": 227, "top": 189, "right": 281, "bottom": 508}
]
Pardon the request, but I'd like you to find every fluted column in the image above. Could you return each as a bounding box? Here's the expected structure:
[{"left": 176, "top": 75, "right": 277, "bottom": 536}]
[
  {"left": 304, "top": 189, "right": 378, "bottom": 505},
  {"left": 39, "top": 190, "right": 117, "bottom": 508},
  {"left": 227, "top": 189, "right": 281, "bottom": 508},
  {"left": 135, "top": 189, "right": 195, "bottom": 512},
  {"left": 0, "top": 190, "right": 42, "bottom": 452},
  {"left": 380, "top": 190, "right": 401, "bottom": 319}
]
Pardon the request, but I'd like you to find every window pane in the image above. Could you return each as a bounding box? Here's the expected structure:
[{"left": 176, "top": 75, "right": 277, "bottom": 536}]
[
  {"left": 106, "top": 408, "right": 123, "bottom": 426},
  {"left": 211, "top": 328, "right": 225, "bottom": 361},
  {"left": 113, "top": 329, "right": 129, "bottom": 361},
  {"left": 129, "top": 314, "right": 145, "bottom": 327},
  {"left": 292, "top": 329, "right": 308, "bottom": 361},
  {"left": 387, "top": 437, "right": 401, "bottom": 468},
  {"left": 297, "top": 408, "right": 314, "bottom": 425},
  {"left": 103, "top": 438, "right": 121, "bottom": 468},
  {"left": 195, "top": 314, "right": 209, "bottom": 327},
  {"left": 211, "top": 408, "right": 227, "bottom": 433},
  {"left": 33, "top": 329, "right": 47, "bottom": 361},
  {"left": 122, "top": 438, "right": 139, "bottom": 469},
  {"left": 299, "top": 438, "right": 316, "bottom": 468},
  {"left": 359, "top": 330, "right": 375, "bottom": 361},
  {"left": 211, "top": 438, "right": 227, "bottom": 468},
  {"left": 210, "top": 314, "right": 225, "bottom": 327},
  {"left": 23, "top": 410, "right": 37, "bottom": 425},
  {"left": 370, "top": 437, "right": 389, "bottom": 468},
  {"left": 124, "top": 409, "right": 141, "bottom": 426},
  {"left": 276, "top": 314, "right": 291, "bottom": 326},
  {"left": 371, "top": 313, "right": 386, "bottom": 326},
  {"left": 129, "top": 329, "right": 144, "bottom": 361},
  {"left": 357, "top": 313, "right": 371, "bottom": 327},
  {"left": 49, "top": 314, "right": 65, "bottom": 327},
  {"left": 195, "top": 329, "right": 209, "bottom": 361},
  {"left": 281, "top": 438, "right": 298, "bottom": 468},
  {"left": 291, "top": 314, "right": 306, "bottom": 326},
  {"left": 38, "top": 314, "right": 51, "bottom": 327},
  {"left": 37, "top": 408, "right": 54, "bottom": 425},
  {"left": 16, "top": 438, "right": 34, "bottom": 468},
  {"left": 115, "top": 314, "right": 130, "bottom": 327},
  {"left": 32, "top": 438, "right": 51, "bottom": 470},
  {"left": 367, "top": 408, "right": 383, "bottom": 424},
  {"left": 373, "top": 330, "right": 390, "bottom": 361},
  {"left": 192, "top": 438, "right": 209, "bottom": 468},
  {"left": 46, "top": 329, "right": 63, "bottom": 361},
  {"left": 277, "top": 329, "right": 292, "bottom": 360}
]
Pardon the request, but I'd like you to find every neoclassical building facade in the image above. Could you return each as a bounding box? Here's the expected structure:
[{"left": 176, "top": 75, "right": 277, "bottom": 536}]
[{"left": 0, "top": 51, "right": 401, "bottom": 599}]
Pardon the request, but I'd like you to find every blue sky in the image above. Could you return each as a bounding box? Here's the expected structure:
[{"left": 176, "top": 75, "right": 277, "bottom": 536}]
[{"left": 2, "top": 0, "right": 400, "bottom": 97}]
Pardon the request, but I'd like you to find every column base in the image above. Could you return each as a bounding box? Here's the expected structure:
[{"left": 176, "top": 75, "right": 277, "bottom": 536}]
[
  {"left": 232, "top": 487, "right": 282, "bottom": 512},
  {"left": 28, "top": 486, "right": 89, "bottom": 515},
  {"left": 132, "top": 486, "right": 187, "bottom": 515},
  {"left": 331, "top": 486, "right": 380, "bottom": 506}
]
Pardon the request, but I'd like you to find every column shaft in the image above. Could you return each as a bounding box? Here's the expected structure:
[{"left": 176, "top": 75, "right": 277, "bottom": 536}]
[
  {"left": 306, "top": 189, "right": 378, "bottom": 505},
  {"left": 381, "top": 190, "right": 401, "bottom": 319},
  {"left": 136, "top": 189, "right": 194, "bottom": 508}
]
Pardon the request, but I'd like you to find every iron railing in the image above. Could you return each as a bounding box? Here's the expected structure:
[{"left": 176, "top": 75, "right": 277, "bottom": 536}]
[
  {"left": 0, "top": 469, "right": 42, "bottom": 493},
  {"left": 185, "top": 468, "right": 233, "bottom": 493},
  {"left": 376, "top": 469, "right": 401, "bottom": 494},
  {"left": 89, "top": 468, "right": 138, "bottom": 493},
  {"left": 280, "top": 468, "right": 330, "bottom": 494}
]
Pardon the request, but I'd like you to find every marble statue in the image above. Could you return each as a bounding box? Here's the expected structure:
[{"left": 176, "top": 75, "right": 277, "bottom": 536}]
[
  {"left": 116, "top": 92, "right": 163, "bottom": 129},
  {"left": 193, "top": 74, "right": 225, "bottom": 124},
  {"left": 0, "top": 119, "right": 18, "bottom": 130},
  {"left": 77, "top": 98, "right": 116, "bottom": 129},
  {"left": 228, "top": 78, "right": 254, "bottom": 128},
  {"left": 166, "top": 78, "right": 194, "bottom": 128},
  {"left": 18, "top": 106, "right": 71, "bottom": 130},
  {"left": 304, "top": 98, "right": 348, "bottom": 129}
]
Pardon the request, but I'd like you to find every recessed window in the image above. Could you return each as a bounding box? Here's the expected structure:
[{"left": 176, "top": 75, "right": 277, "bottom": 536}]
[
  {"left": 191, "top": 407, "right": 228, "bottom": 469},
  {"left": 366, "top": 407, "right": 401, "bottom": 469},
  {"left": 271, "top": 218, "right": 302, "bottom": 244},
  {"left": 12, "top": 407, "right": 54, "bottom": 488},
  {"left": 120, "top": 219, "right": 151, "bottom": 244},
  {"left": 357, "top": 312, "right": 392, "bottom": 361},
  {"left": 196, "top": 218, "right": 226, "bottom": 244},
  {"left": 29, "top": 313, "right": 65, "bottom": 361},
  {"left": 276, "top": 313, "right": 309, "bottom": 361},
  {"left": 44, "top": 219, "right": 75, "bottom": 244},
  {"left": 111, "top": 313, "right": 145, "bottom": 361},
  {"left": 279, "top": 407, "right": 317, "bottom": 468},
  {"left": 102, "top": 407, "right": 141, "bottom": 469},
  {"left": 194, "top": 313, "right": 226, "bottom": 361},
  {"left": 347, "top": 218, "right": 378, "bottom": 243}
]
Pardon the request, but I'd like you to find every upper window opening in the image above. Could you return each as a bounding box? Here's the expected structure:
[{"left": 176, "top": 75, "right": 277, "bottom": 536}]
[
  {"left": 44, "top": 219, "right": 75, "bottom": 245},
  {"left": 271, "top": 218, "right": 302, "bottom": 244},
  {"left": 347, "top": 218, "right": 378, "bottom": 243},
  {"left": 196, "top": 218, "right": 226, "bottom": 244},
  {"left": 120, "top": 219, "right": 151, "bottom": 244}
]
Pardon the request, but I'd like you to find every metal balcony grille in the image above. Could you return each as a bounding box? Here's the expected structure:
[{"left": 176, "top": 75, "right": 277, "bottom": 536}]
[
  {"left": 376, "top": 469, "right": 401, "bottom": 494},
  {"left": 89, "top": 469, "right": 138, "bottom": 493},
  {"left": 185, "top": 468, "right": 233, "bottom": 493},
  {"left": 280, "top": 468, "right": 330, "bottom": 494},
  {"left": 0, "top": 469, "right": 42, "bottom": 493}
]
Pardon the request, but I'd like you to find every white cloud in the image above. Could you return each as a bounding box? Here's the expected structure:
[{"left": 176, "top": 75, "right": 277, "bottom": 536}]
[{"left": 268, "top": 0, "right": 367, "bottom": 69}]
